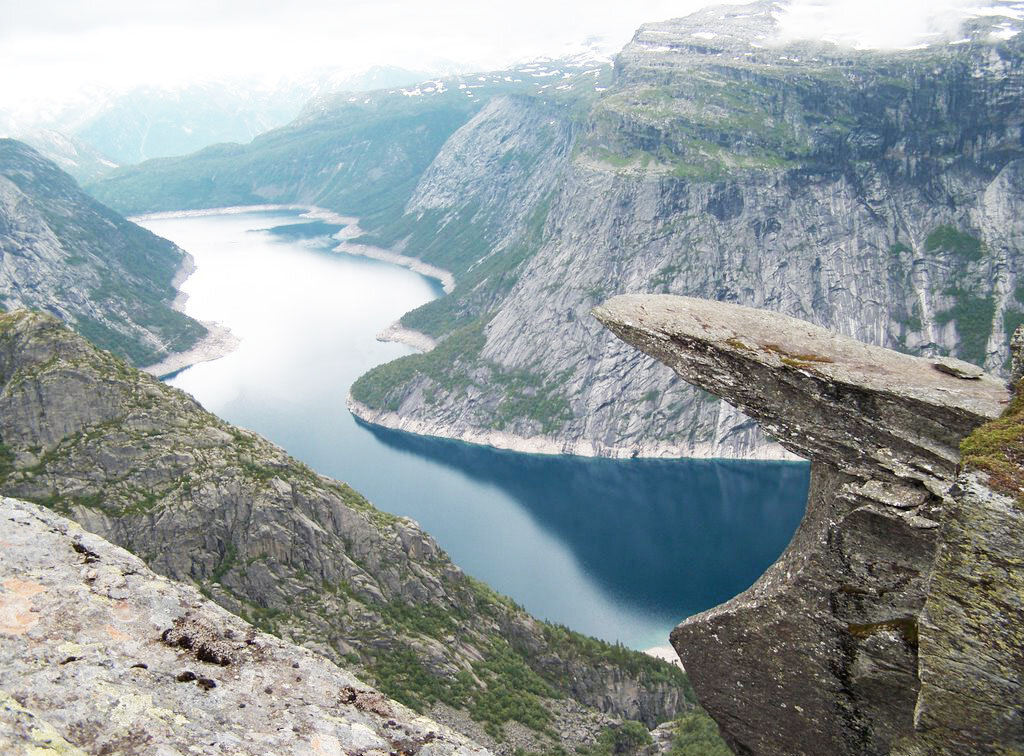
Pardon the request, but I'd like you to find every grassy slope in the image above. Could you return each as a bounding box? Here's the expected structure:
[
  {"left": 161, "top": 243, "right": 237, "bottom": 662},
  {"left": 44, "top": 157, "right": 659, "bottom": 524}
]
[{"left": 88, "top": 96, "right": 477, "bottom": 228}]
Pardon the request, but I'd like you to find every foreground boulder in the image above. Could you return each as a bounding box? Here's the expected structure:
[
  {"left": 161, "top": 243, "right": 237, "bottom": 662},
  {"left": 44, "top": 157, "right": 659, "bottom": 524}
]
[
  {"left": 595, "top": 294, "right": 1018, "bottom": 756},
  {"left": 0, "top": 496, "right": 488, "bottom": 756}
]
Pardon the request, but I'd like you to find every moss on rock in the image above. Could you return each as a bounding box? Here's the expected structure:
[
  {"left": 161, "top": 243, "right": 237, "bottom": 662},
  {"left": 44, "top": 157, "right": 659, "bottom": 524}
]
[{"left": 960, "top": 380, "right": 1024, "bottom": 503}]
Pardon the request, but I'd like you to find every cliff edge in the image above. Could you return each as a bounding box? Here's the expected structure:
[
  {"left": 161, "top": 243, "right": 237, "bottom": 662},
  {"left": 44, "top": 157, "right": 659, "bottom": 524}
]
[{"left": 595, "top": 294, "right": 1020, "bottom": 756}]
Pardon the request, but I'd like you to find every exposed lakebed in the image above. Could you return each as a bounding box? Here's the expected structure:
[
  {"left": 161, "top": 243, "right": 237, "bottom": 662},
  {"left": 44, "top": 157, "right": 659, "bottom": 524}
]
[{"left": 138, "top": 209, "right": 809, "bottom": 651}]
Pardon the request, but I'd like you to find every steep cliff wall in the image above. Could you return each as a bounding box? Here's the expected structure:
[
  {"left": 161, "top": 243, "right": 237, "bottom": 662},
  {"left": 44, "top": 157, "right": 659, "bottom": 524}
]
[
  {"left": 0, "top": 139, "right": 207, "bottom": 366},
  {"left": 349, "top": 2, "right": 1024, "bottom": 458},
  {"left": 596, "top": 293, "right": 1022, "bottom": 756}
]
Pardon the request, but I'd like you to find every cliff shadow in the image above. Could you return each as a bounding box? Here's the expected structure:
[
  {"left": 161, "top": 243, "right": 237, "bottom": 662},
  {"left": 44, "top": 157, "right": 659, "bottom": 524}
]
[{"left": 357, "top": 420, "right": 809, "bottom": 620}]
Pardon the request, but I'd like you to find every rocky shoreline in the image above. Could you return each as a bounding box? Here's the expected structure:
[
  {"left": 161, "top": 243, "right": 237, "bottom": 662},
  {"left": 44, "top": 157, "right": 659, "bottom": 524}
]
[
  {"left": 376, "top": 321, "right": 438, "bottom": 352},
  {"left": 140, "top": 249, "right": 240, "bottom": 378},
  {"left": 346, "top": 397, "right": 798, "bottom": 461},
  {"left": 327, "top": 212, "right": 455, "bottom": 294},
  {"left": 143, "top": 319, "right": 240, "bottom": 378}
]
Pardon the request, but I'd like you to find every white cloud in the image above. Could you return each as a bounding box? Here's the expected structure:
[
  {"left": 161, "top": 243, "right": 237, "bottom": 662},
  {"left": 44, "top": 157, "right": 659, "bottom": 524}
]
[
  {"left": 0, "top": 0, "right": 706, "bottom": 111},
  {"left": 774, "top": 0, "right": 1022, "bottom": 49}
]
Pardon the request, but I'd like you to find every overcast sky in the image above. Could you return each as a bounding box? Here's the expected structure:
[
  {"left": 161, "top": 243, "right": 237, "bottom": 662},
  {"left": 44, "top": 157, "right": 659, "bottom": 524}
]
[{"left": 2, "top": 0, "right": 1021, "bottom": 114}]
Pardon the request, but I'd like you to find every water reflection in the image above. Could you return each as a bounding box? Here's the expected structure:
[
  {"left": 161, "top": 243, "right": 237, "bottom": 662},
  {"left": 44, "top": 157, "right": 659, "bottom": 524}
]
[{"left": 361, "top": 421, "right": 808, "bottom": 621}]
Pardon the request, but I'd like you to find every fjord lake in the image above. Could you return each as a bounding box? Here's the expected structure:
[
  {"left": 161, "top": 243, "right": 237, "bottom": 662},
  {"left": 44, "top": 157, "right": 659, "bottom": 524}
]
[{"left": 138, "top": 209, "right": 809, "bottom": 652}]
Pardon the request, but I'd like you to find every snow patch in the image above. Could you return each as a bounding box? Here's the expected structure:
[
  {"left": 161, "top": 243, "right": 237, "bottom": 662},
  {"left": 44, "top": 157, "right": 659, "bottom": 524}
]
[{"left": 991, "top": 25, "right": 1021, "bottom": 40}]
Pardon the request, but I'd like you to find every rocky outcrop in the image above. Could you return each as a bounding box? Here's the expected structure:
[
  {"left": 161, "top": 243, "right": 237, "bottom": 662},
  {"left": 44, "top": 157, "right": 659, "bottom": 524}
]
[
  {"left": 0, "top": 139, "right": 207, "bottom": 366},
  {"left": 0, "top": 496, "right": 489, "bottom": 756},
  {"left": 892, "top": 473, "right": 1024, "bottom": 755},
  {"left": 595, "top": 294, "right": 1017, "bottom": 755},
  {"left": 0, "top": 310, "right": 695, "bottom": 754}
]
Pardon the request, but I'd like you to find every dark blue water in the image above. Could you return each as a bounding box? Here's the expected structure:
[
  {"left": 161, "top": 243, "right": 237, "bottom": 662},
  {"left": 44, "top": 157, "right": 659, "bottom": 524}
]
[{"left": 139, "top": 210, "right": 809, "bottom": 652}]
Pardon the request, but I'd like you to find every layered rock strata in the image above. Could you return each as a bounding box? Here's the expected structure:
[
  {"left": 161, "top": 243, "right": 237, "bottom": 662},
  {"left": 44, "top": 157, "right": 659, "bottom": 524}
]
[
  {"left": 0, "top": 496, "right": 488, "bottom": 756},
  {"left": 595, "top": 294, "right": 1014, "bottom": 756}
]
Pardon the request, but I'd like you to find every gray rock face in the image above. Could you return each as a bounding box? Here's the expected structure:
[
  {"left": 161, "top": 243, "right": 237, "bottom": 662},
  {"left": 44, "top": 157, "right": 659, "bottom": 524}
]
[
  {"left": 0, "top": 138, "right": 206, "bottom": 366},
  {"left": 347, "top": 3, "right": 1024, "bottom": 459},
  {"left": 405, "top": 96, "right": 574, "bottom": 225},
  {"left": 14, "top": 129, "right": 118, "bottom": 184},
  {"left": 892, "top": 473, "right": 1024, "bottom": 756},
  {"left": 595, "top": 294, "right": 1012, "bottom": 756},
  {"left": 0, "top": 310, "right": 694, "bottom": 754},
  {"left": 0, "top": 496, "right": 489, "bottom": 756}
]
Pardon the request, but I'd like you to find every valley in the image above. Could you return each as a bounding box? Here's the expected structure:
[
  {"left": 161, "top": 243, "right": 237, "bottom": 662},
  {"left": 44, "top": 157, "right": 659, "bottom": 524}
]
[
  {"left": 89, "top": 2, "right": 1024, "bottom": 462},
  {"left": 136, "top": 208, "right": 808, "bottom": 651}
]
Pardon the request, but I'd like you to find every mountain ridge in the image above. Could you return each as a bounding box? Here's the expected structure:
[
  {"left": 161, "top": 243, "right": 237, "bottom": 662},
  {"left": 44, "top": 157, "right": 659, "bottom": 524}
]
[{"left": 0, "top": 138, "right": 208, "bottom": 367}]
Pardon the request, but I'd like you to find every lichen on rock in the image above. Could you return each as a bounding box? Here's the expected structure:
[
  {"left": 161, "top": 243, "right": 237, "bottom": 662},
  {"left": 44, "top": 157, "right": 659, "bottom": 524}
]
[{"left": 0, "top": 496, "right": 489, "bottom": 756}]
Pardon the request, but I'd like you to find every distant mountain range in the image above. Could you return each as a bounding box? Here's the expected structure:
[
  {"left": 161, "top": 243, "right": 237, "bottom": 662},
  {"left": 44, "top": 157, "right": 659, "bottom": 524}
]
[{"left": 1, "top": 66, "right": 441, "bottom": 180}]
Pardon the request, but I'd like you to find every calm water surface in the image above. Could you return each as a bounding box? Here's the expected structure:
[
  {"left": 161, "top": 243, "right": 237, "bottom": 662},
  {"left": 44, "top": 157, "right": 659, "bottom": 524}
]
[{"left": 139, "top": 210, "right": 809, "bottom": 651}]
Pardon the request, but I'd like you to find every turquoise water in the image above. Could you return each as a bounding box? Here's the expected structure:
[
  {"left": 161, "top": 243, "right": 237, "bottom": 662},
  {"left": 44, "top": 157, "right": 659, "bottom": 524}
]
[{"left": 139, "top": 210, "right": 809, "bottom": 651}]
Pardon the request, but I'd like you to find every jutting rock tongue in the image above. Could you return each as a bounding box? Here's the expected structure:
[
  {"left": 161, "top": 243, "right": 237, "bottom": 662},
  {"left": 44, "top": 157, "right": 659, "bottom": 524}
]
[{"left": 593, "top": 294, "right": 1009, "bottom": 756}]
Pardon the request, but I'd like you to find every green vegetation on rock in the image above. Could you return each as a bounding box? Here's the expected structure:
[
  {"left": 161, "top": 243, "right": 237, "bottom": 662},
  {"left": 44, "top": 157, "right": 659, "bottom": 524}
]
[
  {"left": 351, "top": 320, "right": 487, "bottom": 411},
  {"left": 935, "top": 292, "right": 996, "bottom": 366},
  {"left": 667, "top": 710, "right": 732, "bottom": 756},
  {"left": 0, "top": 443, "right": 14, "bottom": 482},
  {"left": 540, "top": 623, "right": 693, "bottom": 693},
  {"left": 583, "top": 76, "right": 808, "bottom": 178},
  {"left": 960, "top": 381, "right": 1024, "bottom": 502},
  {"left": 352, "top": 318, "right": 572, "bottom": 435},
  {"left": 576, "top": 721, "right": 652, "bottom": 756},
  {"left": 924, "top": 225, "right": 984, "bottom": 262}
]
